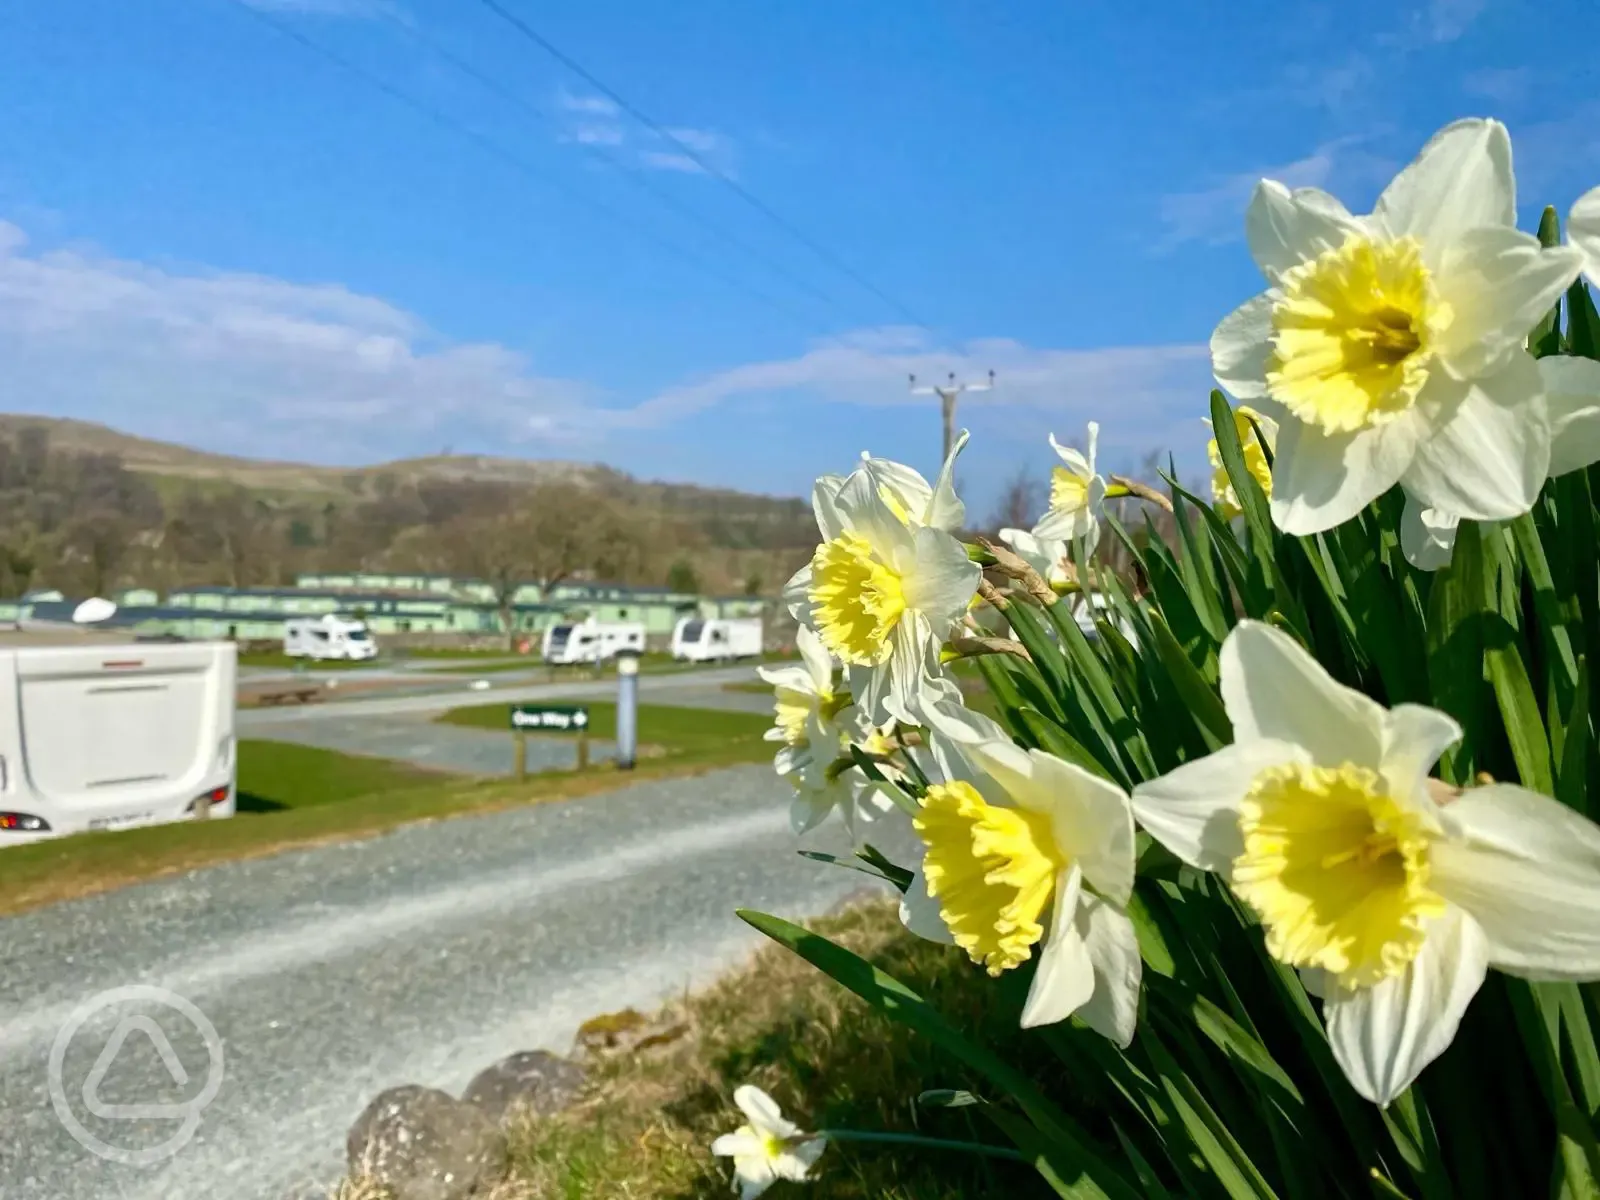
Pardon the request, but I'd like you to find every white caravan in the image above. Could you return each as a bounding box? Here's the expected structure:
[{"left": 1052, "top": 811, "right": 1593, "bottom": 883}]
[
  {"left": 284, "top": 614, "right": 377, "bottom": 661},
  {"left": 542, "top": 619, "right": 646, "bottom": 665},
  {"left": 0, "top": 630, "right": 237, "bottom": 847},
  {"left": 671, "top": 617, "right": 762, "bottom": 662}
]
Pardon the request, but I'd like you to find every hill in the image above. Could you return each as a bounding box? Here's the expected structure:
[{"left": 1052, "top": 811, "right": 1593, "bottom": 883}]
[{"left": 0, "top": 414, "right": 815, "bottom": 598}]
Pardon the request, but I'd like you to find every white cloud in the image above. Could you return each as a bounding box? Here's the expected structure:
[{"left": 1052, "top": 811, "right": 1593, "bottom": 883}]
[
  {"left": 1462, "top": 65, "right": 1530, "bottom": 106},
  {"left": 0, "top": 222, "right": 1216, "bottom": 493},
  {"left": 638, "top": 151, "right": 705, "bottom": 174},
  {"left": 1423, "top": 0, "right": 1487, "bottom": 43},
  {"left": 0, "top": 222, "right": 592, "bottom": 461},
  {"left": 567, "top": 123, "right": 626, "bottom": 148},
  {"left": 604, "top": 328, "right": 1208, "bottom": 435},
  {"left": 556, "top": 89, "right": 619, "bottom": 118}
]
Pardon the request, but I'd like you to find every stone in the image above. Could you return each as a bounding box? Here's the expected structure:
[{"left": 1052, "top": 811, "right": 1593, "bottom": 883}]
[
  {"left": 346, "top": 1084, "right": 507, "bottom": 1200},
  {"left": 460, "top": 1050, "right": 586, "bottom": 1123}
]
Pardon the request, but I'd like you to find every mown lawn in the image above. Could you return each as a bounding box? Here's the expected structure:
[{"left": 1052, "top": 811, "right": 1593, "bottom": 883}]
[
  {"left": 437, "top": 699, "right": 774, "bottom": 761},
  {"left": 338, "top": 902, "right": 1055, "bottom": 1200},
  {"left": 234, "top": 740, "right": 445, "bottom": 812}
]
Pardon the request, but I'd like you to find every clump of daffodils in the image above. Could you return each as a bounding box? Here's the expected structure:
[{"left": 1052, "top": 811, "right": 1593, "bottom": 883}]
[
  {"left": 711, "top": 1085, "right": 826, "bottom": 1199},
  {"left": 741, "top": 113, "right": 1600, "bottom": 1198}
]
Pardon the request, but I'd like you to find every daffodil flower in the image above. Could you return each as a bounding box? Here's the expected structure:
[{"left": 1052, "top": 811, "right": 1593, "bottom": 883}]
[
  {"left": 711, "top": 1085, "right": 827, "bottom": 1199},
  {"left": 1212, "top": 118, "right": 1584, "bottom": 537},
  {"left": 1033, "top": 423, "right": 1105, "bottom": 556},
  {"left": 1206, "top": 405, "right": 1278, "bottom": 520},
  {"left": 900, "top": 705, "right": 1141, "bottom": 1043},
  {"left": 1572, "top": 185, "right": 1600, "bottom": 286},
  {"left": 784, "top": 449, "right": 981, "bottom": 729},
  {"left": 1132, "top": 621, "right": 1600, "bottom": 1105},
  {"left": 759, "top": 626, "right": 845, "bottom": 785},
  {"left": 997, "top": 527, "right": 1072, "bottom": 589},
  {"left": 1400, "top": 355, "right": 1600, "bottom": 570}
]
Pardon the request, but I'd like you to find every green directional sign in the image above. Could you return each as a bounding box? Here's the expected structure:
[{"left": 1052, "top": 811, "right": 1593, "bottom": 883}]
[{"left": 510, "top": 703, "right": 591, "bottom": 732}]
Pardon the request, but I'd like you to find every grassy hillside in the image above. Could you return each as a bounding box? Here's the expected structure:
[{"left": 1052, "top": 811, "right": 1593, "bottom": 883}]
[{"left": 0, "top": 414, "right": 815, "bottom": 596}]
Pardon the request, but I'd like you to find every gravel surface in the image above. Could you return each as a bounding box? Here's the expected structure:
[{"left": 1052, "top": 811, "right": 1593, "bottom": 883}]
[{"left": 0, "top": 766, "right": 897, "bottom": 1200}]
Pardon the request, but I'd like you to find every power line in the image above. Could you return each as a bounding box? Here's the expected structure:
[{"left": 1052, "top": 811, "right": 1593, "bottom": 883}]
[
  {"left": 373, "top": 8, "right": 860, "bottom": 323},
  {"left": 472, "top": 0, "right": 934, "bottom": 330},
  {"left": 224, "top": 0, "right": 818, "bottom": 331}
]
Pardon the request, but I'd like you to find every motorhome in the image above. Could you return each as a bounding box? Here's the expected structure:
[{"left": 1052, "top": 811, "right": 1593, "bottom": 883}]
[
  {"left": 542, "top": 619, "right": 645, "bottom": 665},
  {"left": 0, "top": 628, "right": 237, "bottom": 847},
  {"left": 671, "top": 616, "right": 762, "bottom": 662},
  {"left": 284, "top": 614, "right": 377, "bottom": 661}
]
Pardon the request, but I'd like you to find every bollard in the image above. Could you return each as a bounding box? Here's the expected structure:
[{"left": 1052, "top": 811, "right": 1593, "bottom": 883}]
[
  {"left": 577, "top": 730, "right": 590, "bottom": 771},
  {"left": 616, "top": 649, "right": 640, "bottom": 770},
  {"left": 513, "top": 729, "right": 527, "bottom": 782}
]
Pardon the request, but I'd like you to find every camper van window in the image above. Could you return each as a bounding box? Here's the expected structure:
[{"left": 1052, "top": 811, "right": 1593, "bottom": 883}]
[
  {"left": 347, "top": 629, "right": 370, "bottom": 641},
  {"left": 313, "top": 630, "right": 330, "bottom": 641}
]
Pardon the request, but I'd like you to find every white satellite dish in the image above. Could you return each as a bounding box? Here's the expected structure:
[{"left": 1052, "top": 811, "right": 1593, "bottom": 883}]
[{"left": 72, "top": 597, "right": 118, "bottom": 625}]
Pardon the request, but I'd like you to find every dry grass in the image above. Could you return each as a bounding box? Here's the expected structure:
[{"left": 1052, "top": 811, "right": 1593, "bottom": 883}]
[{"left": 461, "top": 902, "right": 1059, "bottom": 1200}]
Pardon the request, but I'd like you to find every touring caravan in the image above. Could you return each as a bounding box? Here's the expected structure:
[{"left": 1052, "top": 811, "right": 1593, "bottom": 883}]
[
  {"left": 542, "top": 619, "right": 646, "bottom": 665},
  {"left": 284, "top": 614, "right": 377, "bottom": 662},
  {"left": 0, "top": 629, "right": 237, "bottom": 846},
  {"left": 671, "top": 617, "right": 762, "bottom": 662}
]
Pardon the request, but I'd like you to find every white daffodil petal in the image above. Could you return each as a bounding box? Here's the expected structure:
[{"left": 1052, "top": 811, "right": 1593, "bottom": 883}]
[
  {"left": 737, "top": 1163, "right": 778, "bottom": 1200},
  {"left": 1027, "top": 752, "right": 1137, "bottom": 906},
  {"left": 1325, "top": 906, "right": 1489, "bottom": 1106},
  {"left": 1075, "top": 893, "right": 1142, "bottom": 1048},
  {"left": 835, "top": 465, "right": 917, "bottom": 559},
  {"left": 712, "top": 1131, "right": 765, "bottom": 1158},
  {"left": 1571, "top": 186, "right": 1600, "bottom": 285},
  {"left": 795, "top": 625, "right": 834, "bottom": 694},
  {"left": 1021, "top": 864, "right": 1093, "bottom": 1029},
  {"left": 783, "top": 563, "right": 813, "bottom": 625},
  {"left": 900, "top": 865, "right": 957, "bottom": 945},
  {"left": 1432, "top": 229, "right": 1583, "bottom": 378},
  {"left": 1400, "top": 354, "right": 1550, "bottom": 521},
  {"left": 1221, "top": 620, "right": 1386, "bottom": 767},
  {"left": 1431, "top": 784, "right": 1600, "bottom": 979},
  {"left": 812, "top": 474, "right": 848, "bottom": 544},
  {"left": 1542, "top": 355, "right": 1600, "bottom": 478},
  {"left": 734, "top": 1085, "right": 794, "bottom": 1136},
  {"left": 758, "top": 664, "right": 815, "bottom": 693},
  {"left": 1379, "top": 703, "right": 1462, "bottom": 806},
  {"left": 1399, "top": 492, "right": 1460, "bottom": 572},
  {"left": 1211, "top": 294, "right": 1274, "bottom": 402},
  {"left": 861, "top": 453, "right": 934, "bottom": 527},
  {"left": 1268, "top": 410, "right": 1423, "bottom": 536},
  {"left": 1131, "top": 738, "right": 1304, "bottom": 871},
  {"left": 1372, "top": 118, "right": 1514, "bottom": 252},
  {"left": 774, "top": 1138, "right": 828, "bottom": 1181},
  {"left": 790, "top": 787, "right": 836, "bottom": 837},
  {"left": 1245, "top": 179, "right": 1365, "bottom": 278},
  {"left": 903, "top": 525, "right": 983, "bottom": 627},
  {"left": 925, "top": 428, "right": 970, "bottom": 531}
]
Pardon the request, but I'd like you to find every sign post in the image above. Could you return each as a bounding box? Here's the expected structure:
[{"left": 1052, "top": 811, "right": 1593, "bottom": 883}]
[
  {"left": 615, "top": 649, "right": 640, "bottom": 770},
  {"left": 509, "top": 704, "right": 592, "bottom": 775}
]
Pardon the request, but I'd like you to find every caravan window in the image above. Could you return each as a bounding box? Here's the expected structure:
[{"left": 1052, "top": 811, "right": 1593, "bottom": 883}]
[
  {"left": 681, "top": 620, "right": 705, "bottom": 642},
  {"left": 549, "top": 625, "right": 572, "bottom": 646},
  {"left": 711, "top": 628, "right": 727, "bottom": 644},
  {"left": 312, "top": 630, "right": 330, "bottom": 642},
  {"left": 578, "top": 634, "right": 595, "bottom": 646}
]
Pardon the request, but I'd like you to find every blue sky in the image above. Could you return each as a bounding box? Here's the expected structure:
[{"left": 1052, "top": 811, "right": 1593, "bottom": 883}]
[{"left": 0, "top": 0, "right": 1595, "bottom": 518}]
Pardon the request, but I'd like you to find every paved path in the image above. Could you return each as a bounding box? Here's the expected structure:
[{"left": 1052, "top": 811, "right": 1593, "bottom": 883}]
[{"left": 0, "top": 766, "right": 901, "bottom": 1200}]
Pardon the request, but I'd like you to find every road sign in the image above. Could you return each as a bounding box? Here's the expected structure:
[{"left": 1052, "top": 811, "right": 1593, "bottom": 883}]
[{"left": 510, "top": 704, "right": 590, "bottom": 732}]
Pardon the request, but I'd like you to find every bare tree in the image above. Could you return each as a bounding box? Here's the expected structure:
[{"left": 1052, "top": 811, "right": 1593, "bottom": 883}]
[{"left": 987, "top": 466, "right": 1045, "bottom": 534}]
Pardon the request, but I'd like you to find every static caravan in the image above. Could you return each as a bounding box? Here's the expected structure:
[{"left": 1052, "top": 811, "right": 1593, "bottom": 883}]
[
  {"left": 671, "top": 617, "right": 762, "bottom": 662},
  {"left": 0, "top": 629, "right": 237, "bottom": 846},
  {"left": 542, "top": 619, "right": 646, "bottom": 665}
]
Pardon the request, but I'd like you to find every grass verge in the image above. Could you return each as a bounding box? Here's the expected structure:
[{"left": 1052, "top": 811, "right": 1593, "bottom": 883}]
[
  {"left": 336, "top": 901, "right": 1053, "bottom": 1200},
  {"left": 0, "top": 705, "right": 774, "bottom": 917},
  {"left": 238, "top": 651, "right": 385, "bottom": 671}
]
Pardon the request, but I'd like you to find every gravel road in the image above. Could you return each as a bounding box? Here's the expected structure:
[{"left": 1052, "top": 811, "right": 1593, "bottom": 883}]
[{"left": 0, "top": 765, "right": 896, "bottom": 1200}]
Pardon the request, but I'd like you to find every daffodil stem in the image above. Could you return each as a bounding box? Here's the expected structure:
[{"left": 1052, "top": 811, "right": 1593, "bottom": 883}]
[{"left": 814, "top": 1129, "right": 1029, "bottom": 1162}]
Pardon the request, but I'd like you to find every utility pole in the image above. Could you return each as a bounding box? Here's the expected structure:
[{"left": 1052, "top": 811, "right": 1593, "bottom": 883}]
[{"left": 909, "top": 370, "right": 995, "bottom": 464}]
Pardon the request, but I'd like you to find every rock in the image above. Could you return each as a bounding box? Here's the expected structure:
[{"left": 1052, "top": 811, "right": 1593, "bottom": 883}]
[
  {"left": 346, "top": 1085, "right": 507, "bottom": 1200},
  {"left": 460, "top": 1050, "right": 586, "bottom": 1123},
  {"left": 573, "top": 1007, "right": 689, "bottom": 1060}
]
